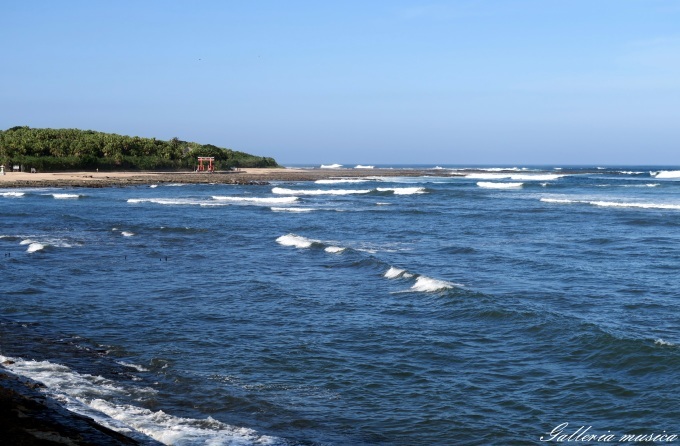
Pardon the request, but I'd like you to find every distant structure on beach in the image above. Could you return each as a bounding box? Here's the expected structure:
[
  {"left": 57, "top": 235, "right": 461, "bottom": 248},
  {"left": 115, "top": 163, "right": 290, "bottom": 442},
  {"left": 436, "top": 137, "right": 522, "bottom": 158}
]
[{"left": 196, "top": 156, "right": 215, "bottom": 173}]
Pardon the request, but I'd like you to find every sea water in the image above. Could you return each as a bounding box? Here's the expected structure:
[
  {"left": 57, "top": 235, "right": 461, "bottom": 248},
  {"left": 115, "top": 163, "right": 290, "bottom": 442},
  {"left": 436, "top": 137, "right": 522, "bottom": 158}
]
[{"left": 1, "top": 166, "right": 680, "bottom": 445}]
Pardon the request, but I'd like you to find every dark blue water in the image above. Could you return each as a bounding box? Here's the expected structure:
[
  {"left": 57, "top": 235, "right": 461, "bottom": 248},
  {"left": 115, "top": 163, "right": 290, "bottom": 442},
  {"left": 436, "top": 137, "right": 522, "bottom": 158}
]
[{"left": 1, "top": 166, "right": 680, "bottom": 445}]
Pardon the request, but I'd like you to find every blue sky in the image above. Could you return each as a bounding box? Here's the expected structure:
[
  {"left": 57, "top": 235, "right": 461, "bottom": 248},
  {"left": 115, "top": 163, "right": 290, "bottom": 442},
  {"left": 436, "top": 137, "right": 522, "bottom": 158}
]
[{"left": 2, "top": 1, "right": 679, "bottom": 165}]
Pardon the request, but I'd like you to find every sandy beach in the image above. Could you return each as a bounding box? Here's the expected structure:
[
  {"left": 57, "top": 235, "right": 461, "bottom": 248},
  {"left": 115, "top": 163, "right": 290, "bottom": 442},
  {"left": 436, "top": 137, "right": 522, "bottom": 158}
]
[{"left": 0, "top": 167, "right": 447, "bottom": 188}]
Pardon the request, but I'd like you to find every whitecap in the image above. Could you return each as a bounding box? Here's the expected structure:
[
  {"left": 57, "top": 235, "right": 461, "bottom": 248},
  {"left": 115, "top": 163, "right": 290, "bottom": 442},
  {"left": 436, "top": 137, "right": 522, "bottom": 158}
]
[
  {"left": 465, "top": 173, "right": 565, "bottom": 181},
  {"left": 540, "top": 198, "right": 576, "bottom": 205},
  {"left": 52, "top": 193, "right": 82, "bottom": 199},
  {"left": 116, "top": 361, "right": 150, "bottom": 372},
  {"left": 540, "top": 197, "right": 680, "bottom": 210},
  {"left": 272, "top": 187, "right": 371, "bottom": 195},
  {"left": 324, "top": 246, "right": 345, "bottom": 253},
  {"left": 655, "top": 338, "right": 675, "bottom": 346},
  {"left": 149, "top": 184, "right": 158, "bottom": 188},
  {"left": 276, "top": 234, "right": 317, "bottom": 248},
  {"left": 26, "top": 242, "right": 45, "bottom": 253},
  {"left": 653, "top": 170, "right": 680, "bottom": 179},
  {"left": 320, "top": 164, "right": 343, "bottom": 169},
  {"left": 384, "top": 267, "right": 407, "bottom": 279},
  {"left": 0, "top": 191, "right": 25, "bottom": 197},
  {"left": 212, "top": 195, "right": 298, "bottom": 204},
  {"left": 410, "top": 276, "right": 459, "bottom": 292},
  {"left": 354, "top": 165, "right": 374, "bottom": 169},
  {"left": 121, "top": 232, "right": 135, "bottom": 237},
  {"left": 476, "top": 182, "right": 523, "bottom": 189},
  {"left": 270, "top": 207, "right": 314, "bottom": 212},
  {"left": 376, "top": 187, "right": 426, "bottom": 195},
  {"left": 128, "top": 198, "right": 221, "bottom": 206}
]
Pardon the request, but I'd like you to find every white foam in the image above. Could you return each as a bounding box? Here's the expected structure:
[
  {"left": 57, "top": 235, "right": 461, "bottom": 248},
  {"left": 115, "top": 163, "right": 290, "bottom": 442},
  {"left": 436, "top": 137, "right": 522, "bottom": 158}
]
[
  {"left": 127, "top": 198, "right": 224, "bottom": 206},
  {"left": 276, "top": 234, "right": 317, "bottom": 248},
  {"left": 540, "top": 198, "right": 575, "bottom": 205},
  {"left": 270, "top": 207, "right": 314, "bottom": 212},
  {"left": 376, "top": 202, "right": 391, "bottom": 206},
  {"left": 116, "top": 361, "right": 150, "bottom": 372},
  {"left": 465, "top": 173, "right": 565, "bottom": 181},
  {"left": 52, "top": 193, "right": 82, "bottom": 199},
  {"left": 324, "top": 246, "right": 346, "bottom": 253},
  {"left": 121, "top": 232, "right": 135, "bottom": 237},
  {"left": 655, "top": 338, "right": 675, "bottom": 346},
  {"left": 384, "top": 267, "right": 407, "bottom": 279},
  {"left": 0, "top": 191, "right": 25, "bottom": 197},
  {"left": 212, "top": 195, "right": 299, "bottom": 204},
  {"left": 272, "top": 187, "right": 371, "bottom": 195},
  {"left": 320, "top": 164, "right": 343, "bottom": 169},
  {"left": 0, "top": 355, "right": 278, "bottom": 446},
  {"left": 315, "top": 179, "right": 369, "bottom": 184},
  {"left": 354, "top": 165, "right": 374, "bottom": 169},
  {"left": 26, "top": 242, "right": 45, "bottom": 253},
  {"left": 653, "top": 170, "right": 680, "bottom": 179},
  {"left": 476, "top": 182, "right": 523, "bottom": 189},
  {"left": 149, "top": 184, "right": 158, "bottom": 188},
  {"left": 165, "top": 183, "right": 186, "bottom": 186},
  {"left": 540, "top": 197, "right": 680, "bottom": 210},
  {"left": 375, "top": 187, "right": 426, "bottom": 195},
  {"left": 410, "top": 276, "right": 458, "bottom": 292}
]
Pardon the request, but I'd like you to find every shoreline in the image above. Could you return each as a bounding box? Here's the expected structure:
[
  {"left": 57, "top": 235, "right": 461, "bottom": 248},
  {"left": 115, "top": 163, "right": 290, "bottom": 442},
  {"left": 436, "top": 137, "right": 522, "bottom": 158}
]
[
  {"left": 0, "top": 367, "right": 162, "bottom": 445},
  {"left": 0, "top": 167, "right": 455, "bottom": 188}
]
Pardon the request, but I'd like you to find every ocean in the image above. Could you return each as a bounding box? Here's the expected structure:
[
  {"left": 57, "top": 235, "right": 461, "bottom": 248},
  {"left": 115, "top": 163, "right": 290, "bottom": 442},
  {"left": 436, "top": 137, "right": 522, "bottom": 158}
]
[{"left": 1, "top": 165, "right": 679, "bottom": 445}]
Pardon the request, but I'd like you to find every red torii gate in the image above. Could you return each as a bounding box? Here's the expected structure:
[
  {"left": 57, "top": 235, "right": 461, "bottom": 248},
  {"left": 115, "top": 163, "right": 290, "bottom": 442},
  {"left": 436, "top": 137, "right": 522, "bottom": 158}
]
[{"left": 197, "top": 157, "right": 215, "bottom": 172}]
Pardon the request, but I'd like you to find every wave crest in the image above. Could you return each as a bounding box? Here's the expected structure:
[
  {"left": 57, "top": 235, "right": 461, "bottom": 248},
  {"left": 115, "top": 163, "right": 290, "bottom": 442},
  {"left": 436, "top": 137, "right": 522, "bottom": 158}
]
[
  {"left": 276, "top": 234, "right": 318, "bottom": 248},
  {"left": 476, "top": 182, "right": 523, "bottom": 189}
]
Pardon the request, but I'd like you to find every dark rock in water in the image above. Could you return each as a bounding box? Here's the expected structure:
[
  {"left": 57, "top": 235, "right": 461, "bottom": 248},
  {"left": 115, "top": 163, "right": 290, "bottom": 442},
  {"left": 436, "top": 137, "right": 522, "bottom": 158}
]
[{"left": 0, "top": 369, "right": 162, "bottom": 445}]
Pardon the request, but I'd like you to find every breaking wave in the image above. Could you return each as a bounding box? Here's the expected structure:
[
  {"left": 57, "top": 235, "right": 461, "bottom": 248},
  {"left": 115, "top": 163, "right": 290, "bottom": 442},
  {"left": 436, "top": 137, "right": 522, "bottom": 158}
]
[
  {"left": 375, "top": 187, "right": 426, "bottom": 195},
  {"left": 270, "top": 207, "right": 314, "bottom": 212},
  {"left": 273, "top": 187, "right": 426, "bottom": 196},
  {"left": 653, "top": 170, "right": 680, "bottom": 179},
  {"left": 127, "top": 198, "right": 227, "bottom": 207},
  {"left": 0, "top": 355, "right": 280, "bottom": 446},
  {"left": 52, "top": 193, "right": 82, "bottom": 199},
  {"left": 476, "top": 182, "right": 523, "bottom": 189},
  {"left": 0, "top": 191, "right": 25, "bottom": 197},
  {"left": 212, "top": 195, "right": 299, "bottom": 204},
  {"left": 541, "top": 198, "right": 680, "bottom": 210},
  {"left": 324, "top": 246, "right": 346, "bottom": 253},
  {"left": 25, "top": 242, "right": 45, "bottom": 253},
  {"left": 466, "top": 173, "right": 565, "bottom": 181},
  {"left": 276, "top": 234, "right": 318, "bottom": 248},
  {"left": 355, "top": 165, "right": 374, "bottom": 169},
  {"left": 410, "top": 276, "right": 459, "bottom": 293},
  {"left": 320, "top": 164, "right": 343, "bottom": 169},
  {"left": 384, "top": 267, "right": 407, "bottom": 279},
  {"left": 272, "top": 187, "right": 371, "bottom": 196}
]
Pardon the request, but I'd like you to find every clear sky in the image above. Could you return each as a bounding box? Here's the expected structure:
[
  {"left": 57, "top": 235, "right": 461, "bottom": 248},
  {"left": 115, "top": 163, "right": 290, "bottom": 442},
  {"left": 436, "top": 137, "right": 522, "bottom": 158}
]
[{"left": 2, "top": 1, "right": 679, "bottom": 165}]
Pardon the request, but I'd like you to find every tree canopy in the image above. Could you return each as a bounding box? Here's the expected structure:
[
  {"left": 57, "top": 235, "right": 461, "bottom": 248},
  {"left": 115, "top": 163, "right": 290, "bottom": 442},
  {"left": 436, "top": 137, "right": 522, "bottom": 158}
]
[{"left": 0, "top": 127, "right": 278, "bottom": 171}]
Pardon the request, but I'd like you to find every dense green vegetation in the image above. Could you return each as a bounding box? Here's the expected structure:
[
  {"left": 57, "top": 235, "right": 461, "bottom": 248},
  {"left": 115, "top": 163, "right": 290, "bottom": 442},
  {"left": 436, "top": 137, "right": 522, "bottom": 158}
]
[{"left": 0, "top": 126, "right": 278, "bottom": 171}]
